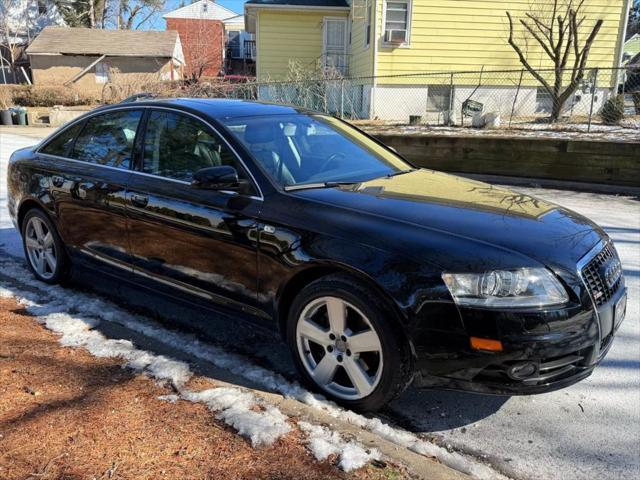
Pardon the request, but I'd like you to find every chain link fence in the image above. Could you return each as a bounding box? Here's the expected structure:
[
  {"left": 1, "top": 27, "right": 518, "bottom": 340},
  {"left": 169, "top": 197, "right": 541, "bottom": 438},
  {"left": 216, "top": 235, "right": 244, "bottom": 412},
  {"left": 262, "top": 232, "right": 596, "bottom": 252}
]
[{"left": 189, "top": 66, "right": 640, "bottom": 133}]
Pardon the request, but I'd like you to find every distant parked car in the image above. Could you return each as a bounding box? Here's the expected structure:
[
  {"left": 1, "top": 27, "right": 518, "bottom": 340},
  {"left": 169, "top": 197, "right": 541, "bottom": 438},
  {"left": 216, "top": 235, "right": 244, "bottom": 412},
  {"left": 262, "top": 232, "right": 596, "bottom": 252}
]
[{"left": 7, "top": 99, "right": 626, "bottom": 410}]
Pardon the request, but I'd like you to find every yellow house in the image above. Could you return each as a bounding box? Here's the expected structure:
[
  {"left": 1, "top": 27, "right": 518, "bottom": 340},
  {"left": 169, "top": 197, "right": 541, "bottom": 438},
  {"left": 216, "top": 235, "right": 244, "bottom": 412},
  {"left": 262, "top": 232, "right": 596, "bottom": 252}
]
[{"left": 245, "top": 0, "right": 631, "bottom": 120}]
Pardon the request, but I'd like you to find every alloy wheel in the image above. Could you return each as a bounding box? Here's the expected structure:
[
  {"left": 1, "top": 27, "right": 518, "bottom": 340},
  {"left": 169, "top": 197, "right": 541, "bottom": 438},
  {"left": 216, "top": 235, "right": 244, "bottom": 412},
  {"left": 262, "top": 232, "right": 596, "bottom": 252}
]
[
  {"left": 25, "top": 216, "right": 57, "bottom": 280},
  {"left": 296, "top": 296, "right": 383, "bottom": 400}
]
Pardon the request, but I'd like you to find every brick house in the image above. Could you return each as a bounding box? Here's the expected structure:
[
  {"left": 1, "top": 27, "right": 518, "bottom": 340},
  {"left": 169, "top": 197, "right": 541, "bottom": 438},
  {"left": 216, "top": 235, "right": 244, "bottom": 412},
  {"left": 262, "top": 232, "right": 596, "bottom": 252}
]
[{"left": 164, "top": 0, "right": 235, "bottom": 79}]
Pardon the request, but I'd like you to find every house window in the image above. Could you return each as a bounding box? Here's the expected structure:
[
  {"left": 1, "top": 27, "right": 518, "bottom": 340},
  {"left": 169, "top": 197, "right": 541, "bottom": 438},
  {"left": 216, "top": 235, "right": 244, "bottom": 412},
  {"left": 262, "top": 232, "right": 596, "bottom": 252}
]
[
  {"left": 384, "top": 0, "right": 411, "bottom": 45},
  {"left": 427, "top": 85, "right": 451, "bottom": 112},
  {"left": 227, "top": 30, "right": 241, "bottom": 59},
  {"left": 364, "top": 0, "right": 372, "bottom": 47},
  {"left": 95, "top": 62, "right": 109, "bottom": 84}
]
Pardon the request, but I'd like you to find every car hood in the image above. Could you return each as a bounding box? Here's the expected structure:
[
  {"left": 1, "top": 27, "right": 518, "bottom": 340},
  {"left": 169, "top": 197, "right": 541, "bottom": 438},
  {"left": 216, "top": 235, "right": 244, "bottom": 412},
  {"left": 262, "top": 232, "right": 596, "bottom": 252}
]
[{"left": 291, "top": 170, "right": 604, "bottom": 271}]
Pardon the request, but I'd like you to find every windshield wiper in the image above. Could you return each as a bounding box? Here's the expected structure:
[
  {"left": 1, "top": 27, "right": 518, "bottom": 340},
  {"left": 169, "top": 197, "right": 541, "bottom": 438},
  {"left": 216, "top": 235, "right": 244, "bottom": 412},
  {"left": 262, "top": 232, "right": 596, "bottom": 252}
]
[
  {"left": 283, "top": 181, "right": 360, "bottom": 192},
  {"left": 284, "top": 170, "right": 416, "bottom": 192},
  {"left": 385, "top": 168, "right": 415, "bottom": 178}
]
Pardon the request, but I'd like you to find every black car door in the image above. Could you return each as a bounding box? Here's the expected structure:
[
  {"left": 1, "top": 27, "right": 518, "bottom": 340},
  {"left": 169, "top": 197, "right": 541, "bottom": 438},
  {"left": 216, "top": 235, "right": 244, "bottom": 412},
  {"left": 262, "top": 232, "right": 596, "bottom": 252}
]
[
  {"left": 44, "top": 108, "right": 143, "bottom": 276},
  {"left": 125, "top": 108, "right": 265, "bottom": 318}
]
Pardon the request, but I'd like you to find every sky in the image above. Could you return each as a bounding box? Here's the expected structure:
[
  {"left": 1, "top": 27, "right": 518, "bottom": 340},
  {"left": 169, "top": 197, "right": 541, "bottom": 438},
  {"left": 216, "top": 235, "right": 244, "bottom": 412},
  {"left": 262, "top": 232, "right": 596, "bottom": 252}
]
[{"left": 149, "top": 0, "right": 247, "bottom": 29}]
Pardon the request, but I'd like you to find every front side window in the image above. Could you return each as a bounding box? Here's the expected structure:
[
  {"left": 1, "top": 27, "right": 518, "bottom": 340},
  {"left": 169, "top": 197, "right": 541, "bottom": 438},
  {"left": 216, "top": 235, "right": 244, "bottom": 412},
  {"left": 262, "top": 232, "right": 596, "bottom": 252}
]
[
  {"left": 222, "top": 114, "right": 409, "bottom": 187},
  {"left": 40, "top": 122, "right": 84, "bottom": 157},
  {"left": 384, "top": 0, "right": 410, "bottom": 44},
  {"left": 142, "top": 110, "right": 247, "bottom": 184},
  {"left": 72, "top": 110, "right": 142, "bottom": 169}
]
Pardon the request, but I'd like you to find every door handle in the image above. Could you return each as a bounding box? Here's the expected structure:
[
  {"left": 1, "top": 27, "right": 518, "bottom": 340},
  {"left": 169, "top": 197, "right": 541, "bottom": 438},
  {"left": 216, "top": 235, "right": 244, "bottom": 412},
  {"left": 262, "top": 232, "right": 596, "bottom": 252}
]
[
  {"left": 130, "top": 194, "right": 149, "bottom": 208},
  {"left": 52, "top": 176, "right": 64, "bottom": 188}
]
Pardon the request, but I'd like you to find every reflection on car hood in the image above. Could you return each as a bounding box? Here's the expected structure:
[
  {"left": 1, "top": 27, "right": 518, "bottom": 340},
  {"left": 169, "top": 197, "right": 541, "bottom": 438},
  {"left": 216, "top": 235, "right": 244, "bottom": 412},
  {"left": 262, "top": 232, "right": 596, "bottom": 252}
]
[{"left": 292, "top": 169, "right": 604, "bottom": 269}]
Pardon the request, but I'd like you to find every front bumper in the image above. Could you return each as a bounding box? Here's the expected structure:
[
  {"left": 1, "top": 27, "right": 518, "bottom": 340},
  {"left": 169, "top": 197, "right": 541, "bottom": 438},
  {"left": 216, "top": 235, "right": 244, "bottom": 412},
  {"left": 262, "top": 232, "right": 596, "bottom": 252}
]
[{"left": 413, "top": 285, "right": 627, "bottom": 395}]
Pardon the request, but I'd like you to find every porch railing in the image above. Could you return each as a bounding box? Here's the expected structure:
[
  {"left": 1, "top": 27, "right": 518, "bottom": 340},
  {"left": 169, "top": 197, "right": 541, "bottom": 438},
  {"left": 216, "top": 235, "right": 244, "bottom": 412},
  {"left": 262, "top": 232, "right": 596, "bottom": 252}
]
[{"left": 244, "top": 40, "right": 256, "bottom": 60}]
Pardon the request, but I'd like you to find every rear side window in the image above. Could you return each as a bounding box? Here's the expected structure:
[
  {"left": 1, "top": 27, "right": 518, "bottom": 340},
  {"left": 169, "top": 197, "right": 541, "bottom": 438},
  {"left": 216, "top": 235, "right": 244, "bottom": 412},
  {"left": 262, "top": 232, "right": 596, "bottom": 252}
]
[
  {"left": 142, "top": 110, "right": 244, "bottom": 182},
  {"left": 71, "top": 110, "right": 142, "bottom": 169},
  {"left": 40, "top": 122, "right": 84, "bottom": 157}
]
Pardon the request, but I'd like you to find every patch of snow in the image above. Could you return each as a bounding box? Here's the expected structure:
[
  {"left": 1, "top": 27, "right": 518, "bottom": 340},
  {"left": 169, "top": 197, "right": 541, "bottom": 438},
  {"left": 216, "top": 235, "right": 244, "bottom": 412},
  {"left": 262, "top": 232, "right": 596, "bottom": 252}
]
[
  {"left": 299, "top": 422, "right": 380, "bottom": 472},
  {"left": 183, "top": 387, "right": 292, "bottom": 447},
  {"left": 157, "top": 394, "right": 180, "bottom": 403},
  {"left": 364, "top": 120, "right": 640, "bottom": 142}
]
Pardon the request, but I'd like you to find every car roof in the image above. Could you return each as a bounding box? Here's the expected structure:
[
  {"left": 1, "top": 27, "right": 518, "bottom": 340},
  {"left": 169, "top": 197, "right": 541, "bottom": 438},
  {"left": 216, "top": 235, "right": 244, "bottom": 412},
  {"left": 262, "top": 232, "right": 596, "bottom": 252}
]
[{"left": 103, "top": 98, "right": 310, "bottom": 119}]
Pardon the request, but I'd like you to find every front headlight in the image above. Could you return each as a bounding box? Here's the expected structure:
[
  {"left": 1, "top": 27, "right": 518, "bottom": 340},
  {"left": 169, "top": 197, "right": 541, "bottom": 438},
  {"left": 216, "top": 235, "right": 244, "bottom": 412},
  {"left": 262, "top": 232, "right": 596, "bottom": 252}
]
[{"left": 442, "top": 268, "right": 568, "bottom": 308}]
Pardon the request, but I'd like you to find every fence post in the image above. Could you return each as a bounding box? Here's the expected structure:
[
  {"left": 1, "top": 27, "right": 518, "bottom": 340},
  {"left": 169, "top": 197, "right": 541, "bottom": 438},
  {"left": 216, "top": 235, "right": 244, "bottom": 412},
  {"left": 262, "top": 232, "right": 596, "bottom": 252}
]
[
  {"left": 509, "top": 69, "right": 524, "bottom": 128},
  {"left": 587, "top": 68, "right": 599, "bottom": 133},
  {"left": 340, "top": 78, "right": 345, "bottom": 118},
  {"left": 448, "top": 72, "right": 454, "bottom": 126}
]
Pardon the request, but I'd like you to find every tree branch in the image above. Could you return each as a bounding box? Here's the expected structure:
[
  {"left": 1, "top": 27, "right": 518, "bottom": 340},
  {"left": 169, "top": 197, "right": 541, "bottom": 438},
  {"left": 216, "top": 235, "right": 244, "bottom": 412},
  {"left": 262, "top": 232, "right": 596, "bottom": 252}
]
[
  {"left": 506, "top": 11, "right": 553, "bottom": 94},
  {"left": 520, "top": 18, "right": 557, "bottom": 61},
  {"left": 525, "top": 12, "right": 552, "bottom": 42}
]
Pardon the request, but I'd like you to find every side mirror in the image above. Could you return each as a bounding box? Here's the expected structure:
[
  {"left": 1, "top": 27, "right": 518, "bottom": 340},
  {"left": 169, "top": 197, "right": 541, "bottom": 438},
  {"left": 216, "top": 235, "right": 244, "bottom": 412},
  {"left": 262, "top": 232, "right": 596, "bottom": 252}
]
[{"left": 191, "top": 165, "right": 240, "bottom": 190}]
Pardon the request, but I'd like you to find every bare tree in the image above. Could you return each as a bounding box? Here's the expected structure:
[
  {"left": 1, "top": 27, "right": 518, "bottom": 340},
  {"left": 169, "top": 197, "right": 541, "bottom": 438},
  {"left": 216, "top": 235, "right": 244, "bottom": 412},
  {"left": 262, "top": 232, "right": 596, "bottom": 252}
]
[
  {"left": 115, "top": 0, "right": 164, "bottom": 30},
  {"left": 187, "top": 19, "right": 223, "bottom": 81},
  {"left": 54, "top": 0, "right": 108, "bottom": 28},
  {"left": 506, "top": 0, "right": 603, "bottom": 122}
]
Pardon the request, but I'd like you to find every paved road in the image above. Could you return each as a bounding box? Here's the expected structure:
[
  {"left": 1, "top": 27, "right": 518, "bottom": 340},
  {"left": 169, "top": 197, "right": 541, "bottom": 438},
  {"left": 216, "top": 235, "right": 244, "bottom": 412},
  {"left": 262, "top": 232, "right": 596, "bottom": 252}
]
[{"left": 1, "top": 132, "right": 638, "bottom": 479}]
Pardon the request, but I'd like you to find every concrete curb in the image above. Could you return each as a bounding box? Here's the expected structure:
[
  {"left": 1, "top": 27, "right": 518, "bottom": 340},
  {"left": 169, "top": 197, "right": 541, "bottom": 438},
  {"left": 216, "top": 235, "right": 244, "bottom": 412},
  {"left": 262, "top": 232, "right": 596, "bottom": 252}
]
[{"left": 258, "top": 391, "right": 470, "bottom": 480}]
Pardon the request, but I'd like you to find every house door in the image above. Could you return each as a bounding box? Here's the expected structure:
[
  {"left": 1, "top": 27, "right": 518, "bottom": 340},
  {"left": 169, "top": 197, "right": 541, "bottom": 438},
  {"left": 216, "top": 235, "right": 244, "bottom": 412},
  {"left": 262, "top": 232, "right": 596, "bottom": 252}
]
[{"left": 323, "top": 17, "right": 348, "bottom": 75}]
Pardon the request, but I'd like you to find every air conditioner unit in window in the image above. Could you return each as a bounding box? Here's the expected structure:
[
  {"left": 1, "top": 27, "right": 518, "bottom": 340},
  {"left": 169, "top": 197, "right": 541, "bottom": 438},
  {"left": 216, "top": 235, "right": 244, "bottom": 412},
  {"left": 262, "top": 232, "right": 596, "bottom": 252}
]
[{"left": 385, "top": 29, "right": 407, "bottom": 44}]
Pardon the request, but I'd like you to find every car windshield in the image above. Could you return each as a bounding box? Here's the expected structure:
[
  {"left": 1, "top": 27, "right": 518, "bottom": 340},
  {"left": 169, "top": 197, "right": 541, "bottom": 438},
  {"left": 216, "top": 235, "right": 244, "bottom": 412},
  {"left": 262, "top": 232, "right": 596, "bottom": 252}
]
[{"left": 221, "top": 114, "right": 410, "bottom": 187}]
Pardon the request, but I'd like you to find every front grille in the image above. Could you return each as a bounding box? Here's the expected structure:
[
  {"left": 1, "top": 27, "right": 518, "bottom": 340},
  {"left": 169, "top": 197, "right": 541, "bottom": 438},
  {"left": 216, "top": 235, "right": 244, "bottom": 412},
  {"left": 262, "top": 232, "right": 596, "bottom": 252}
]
[{"left": 581, "top": 242, "right": 623, "bottom": 307}]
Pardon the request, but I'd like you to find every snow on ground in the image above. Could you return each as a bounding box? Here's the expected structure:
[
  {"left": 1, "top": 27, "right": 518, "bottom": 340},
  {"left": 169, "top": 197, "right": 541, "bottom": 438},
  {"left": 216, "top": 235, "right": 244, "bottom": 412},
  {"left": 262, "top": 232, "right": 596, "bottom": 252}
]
[
  {"left": 298, "top": 422, "right": 380, "bottom": 471},
  {"left": 362, "top": 122, "right": 640, "bottom": 142}
]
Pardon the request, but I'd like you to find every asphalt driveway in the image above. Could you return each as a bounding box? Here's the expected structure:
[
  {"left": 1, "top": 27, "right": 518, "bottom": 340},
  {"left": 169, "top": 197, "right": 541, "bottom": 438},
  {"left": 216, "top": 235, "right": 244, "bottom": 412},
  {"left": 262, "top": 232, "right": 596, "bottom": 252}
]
[{"left": 1, "top": 131, "right": 638, "bottom": 480}]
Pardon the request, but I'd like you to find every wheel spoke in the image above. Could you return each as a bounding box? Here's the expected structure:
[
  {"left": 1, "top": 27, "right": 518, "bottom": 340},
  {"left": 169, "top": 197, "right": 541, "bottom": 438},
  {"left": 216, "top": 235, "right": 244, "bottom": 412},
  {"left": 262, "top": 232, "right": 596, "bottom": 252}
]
[
  {"left": 343, "top": 357, "right": 372, "bottom": 395},
  {"left": 325, "top": 297, "right": 346, "bottom": 334},
  {"left": 348, "top": 330, "right": 381, "bottom": 354},
  {"left": 35, "top": 252, "right": 46, "bottom": 275},
  {"left": 299, "top": 319, "right": 330, "bottom": 346},
  {"left": 32, "top": 219, "right": 44, "bottom": 240},
  {"left": 42, "top": 232, "right": 54, "bottom": 248},
  {"left": 25, "top": 237, "right": 39, "bottom": 250},
  {"left": 312, "top": 354, "right": 338, "bottom": 385},
  {"left": 44, "top": 251, "right": 56, "bottom": 272}
]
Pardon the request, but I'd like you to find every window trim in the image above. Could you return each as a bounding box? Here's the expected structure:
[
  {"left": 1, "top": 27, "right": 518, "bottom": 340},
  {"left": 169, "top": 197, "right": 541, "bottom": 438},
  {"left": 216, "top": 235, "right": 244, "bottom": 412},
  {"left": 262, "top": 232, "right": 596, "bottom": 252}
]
[
  {"left": 35, "top": 105, "right": 264, "bottom": 201},
  {"left": 381, "top": 0, "right": 412, "bottom": 48},
  {"left": 364, "top": 0, "right": 372, "bottom": 49}
]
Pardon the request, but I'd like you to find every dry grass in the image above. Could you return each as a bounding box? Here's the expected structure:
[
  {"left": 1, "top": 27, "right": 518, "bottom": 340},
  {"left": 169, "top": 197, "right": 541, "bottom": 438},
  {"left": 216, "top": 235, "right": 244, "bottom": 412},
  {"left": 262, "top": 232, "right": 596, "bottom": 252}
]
[
  {"left": 0, "top": 297, "right": 406, "bottom": 480},
  {"left": 0, "top": 86, "right": 13, "bottom": 110}
]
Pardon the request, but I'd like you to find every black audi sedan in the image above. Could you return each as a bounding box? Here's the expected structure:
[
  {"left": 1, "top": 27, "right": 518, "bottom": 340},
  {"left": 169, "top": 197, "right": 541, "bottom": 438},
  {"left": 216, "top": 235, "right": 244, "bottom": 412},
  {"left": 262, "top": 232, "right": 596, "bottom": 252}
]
[{"left": 7, "top": 99, "right": 627, "bottom": 410}]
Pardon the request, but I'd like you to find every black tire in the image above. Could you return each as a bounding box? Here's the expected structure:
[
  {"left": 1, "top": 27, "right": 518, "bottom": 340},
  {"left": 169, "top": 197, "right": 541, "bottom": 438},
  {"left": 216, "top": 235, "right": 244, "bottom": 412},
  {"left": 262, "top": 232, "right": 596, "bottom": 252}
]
[
  {"left": 21, "top": 208, "right": 71, "bottom": 284},
  {"left": 286, "top": 273, "right": 413, "bottom": 411}
]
